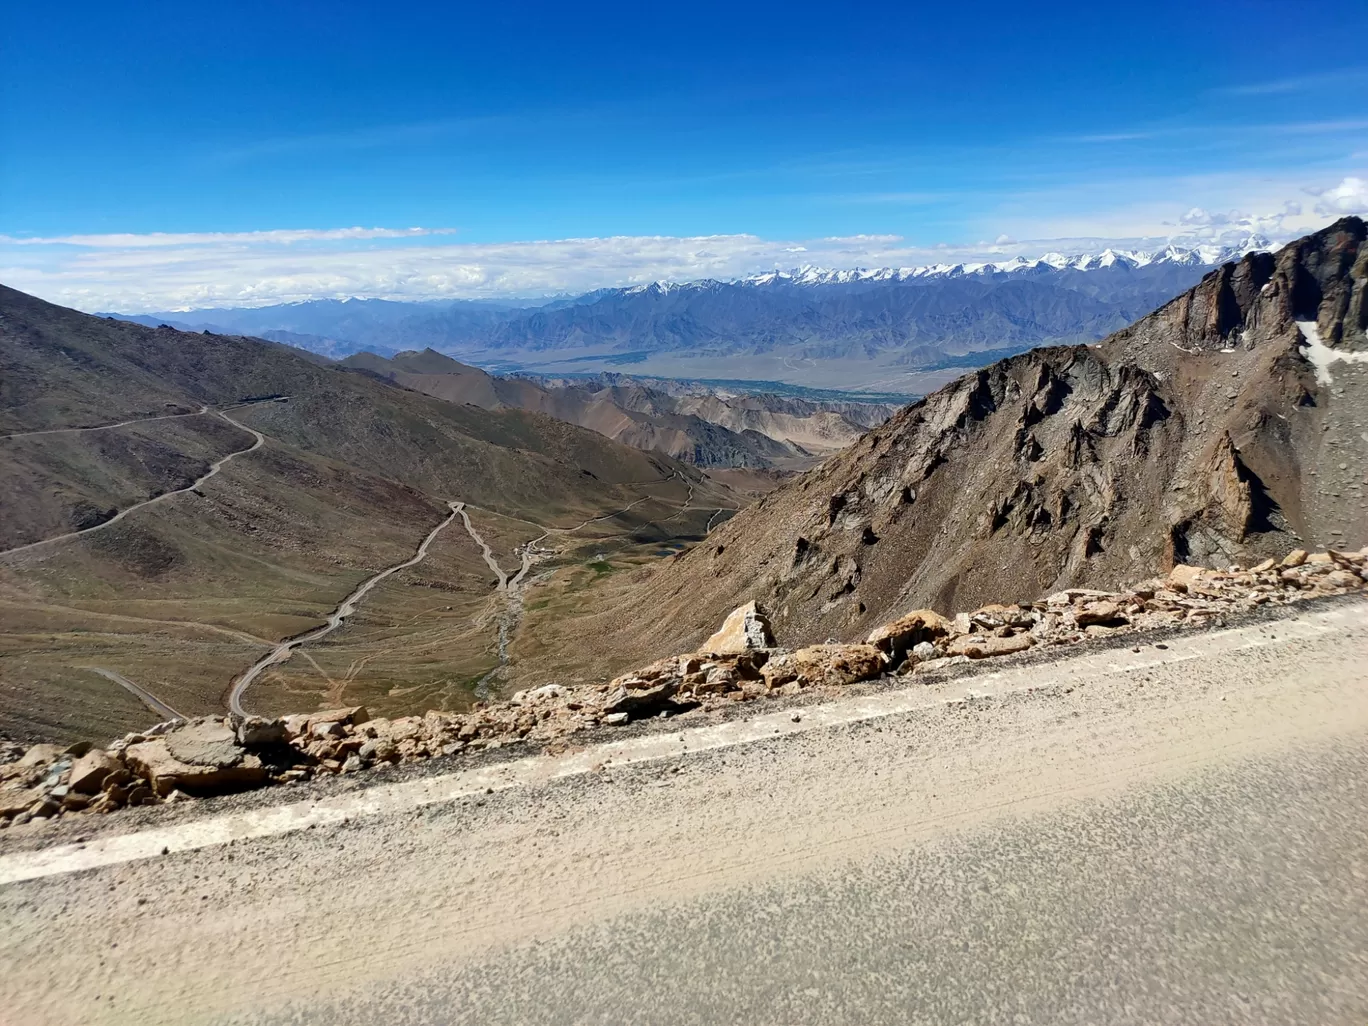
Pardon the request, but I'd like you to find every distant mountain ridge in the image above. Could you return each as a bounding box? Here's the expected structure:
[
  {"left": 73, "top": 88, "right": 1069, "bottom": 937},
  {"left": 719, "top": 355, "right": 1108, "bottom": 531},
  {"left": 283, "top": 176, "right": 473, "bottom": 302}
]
[
  {"left": 649, "top": 232, "right": 1273, "bottom": 290},
  {"left": 100, "top": 234, "right": 1276, "bottom": 392},
  {"left": 341, "top": 349, "right": 897, "bottom": 469}
]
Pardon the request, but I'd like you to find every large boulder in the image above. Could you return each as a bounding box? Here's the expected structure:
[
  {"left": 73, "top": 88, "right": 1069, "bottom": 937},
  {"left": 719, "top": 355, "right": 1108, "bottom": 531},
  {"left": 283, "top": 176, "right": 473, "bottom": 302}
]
[
  {"left": 124, "top": 720, "right": 267, "bottom": 797},
  {"left": 14, "top": 744, "right": 63, "bottom": 770},
  {"left": 1166, "top": 564, "right": 1206, "bottom": 592},
  {"left": 699, "top": 602, "right": 774, "bottom": 656},
  {"left": 0, "top": 786, "right": 41, "bottom": 819},
  {"left": 233, "top": 715, "right": 288, "bottom": 748},
  {"left": 761, "top": 644, "right": 884, "bottom": 690},
  {"left": 1074, "top": 599, "right": 1128, "bottom": 628},
  {"left": 69, "top": 750, "right": 124, "bottom": 794},
  {"left": 601, "top": 677, "right": 682, "bottom": 716},
  {"left": 944, "top": 634, "right": 1035, "bottom": 659},
  {"left": 866, "top": 609, "right": 951, "bottom": 661},
  {"left": 305, "top": 707, "right": 369, "bottom": 732}
]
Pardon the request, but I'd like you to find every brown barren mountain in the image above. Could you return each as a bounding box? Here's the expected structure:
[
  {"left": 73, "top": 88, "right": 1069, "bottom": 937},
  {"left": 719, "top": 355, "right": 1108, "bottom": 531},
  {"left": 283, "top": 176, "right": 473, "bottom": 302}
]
[
  {"left": 0, "top": 286, "right": 737, "bottom": 740},
  {"left": 509, "top": 218, "right": 1368, "bottom": 684},
  {"left": 340, "top": 349, "right": 895, "bottom": 469}
]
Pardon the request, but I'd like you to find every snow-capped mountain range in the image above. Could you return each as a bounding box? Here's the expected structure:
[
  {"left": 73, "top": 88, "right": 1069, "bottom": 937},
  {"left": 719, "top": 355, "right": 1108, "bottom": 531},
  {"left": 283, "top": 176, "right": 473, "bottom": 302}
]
[
  {"left": 114, "top": 233, "right": 1274, "bottom": 381},
  {"left": 625, "top": 234, "right": 1273, "bottom": 294}
]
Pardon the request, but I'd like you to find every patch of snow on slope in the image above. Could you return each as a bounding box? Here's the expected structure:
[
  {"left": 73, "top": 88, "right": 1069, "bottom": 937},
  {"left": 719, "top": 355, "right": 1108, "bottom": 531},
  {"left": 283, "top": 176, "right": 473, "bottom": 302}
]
[{"left": 1296, "top": 320, "right": 1368, "bottom": 386}]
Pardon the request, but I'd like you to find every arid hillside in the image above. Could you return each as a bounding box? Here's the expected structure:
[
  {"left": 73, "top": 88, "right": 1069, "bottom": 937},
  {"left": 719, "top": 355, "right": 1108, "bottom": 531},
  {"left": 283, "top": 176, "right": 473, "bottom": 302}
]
[
  {"left": 0, "top": 287, "right": 737, "bottom": 741},
  {"left": 507, "top": 218, "right": 1368, "bottom": 683}
]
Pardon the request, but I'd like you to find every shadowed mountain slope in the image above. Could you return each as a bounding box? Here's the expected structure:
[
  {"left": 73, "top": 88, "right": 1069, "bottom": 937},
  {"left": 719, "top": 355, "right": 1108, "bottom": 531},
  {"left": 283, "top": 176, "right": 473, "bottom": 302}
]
[{"left": 1, "top": 286, "right": 706, "bottom": 549}]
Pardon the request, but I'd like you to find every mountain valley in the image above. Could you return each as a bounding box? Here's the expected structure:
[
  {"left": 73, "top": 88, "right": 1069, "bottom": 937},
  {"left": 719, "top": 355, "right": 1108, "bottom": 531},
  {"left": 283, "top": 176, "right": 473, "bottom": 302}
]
[
  {"left": 3, "top": 220, "right": 1365, "bottom": 744},
  {"left": 339, "top": 349, "right": 896, "bottom": 469},
  {"left": 0, "top": 287, "right": 740, "bottom": 740}
]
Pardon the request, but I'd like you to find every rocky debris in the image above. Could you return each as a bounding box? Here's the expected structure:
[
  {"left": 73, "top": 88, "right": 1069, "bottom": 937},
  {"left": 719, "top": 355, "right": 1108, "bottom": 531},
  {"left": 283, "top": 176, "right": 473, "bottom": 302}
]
[
  {"left": 865, "top": 609, "right": 951, "bottom": 662},
  {"left": 1074, "top": 599, "right": 1128, "bottom": 628},
  {"left": 69, "top": 750, "right": 123, "bottom": 794},
  {"left": 762, "top": 644, "right": 884, "bottom": 689},
  {"left": 235, "top": 716, "right": 288, "bottom": 747},
  {"left": 945, "top": 633, "right": 1036, "bottom": 659},
  {"left": 125, "top": 719, "right": 269, "bottom": 798},
  {"left": 4, "top": 545, "right": 1368, "bottom": 831},
  {"left": 699, "top": 601, "right": 774, "bottom": 655}
]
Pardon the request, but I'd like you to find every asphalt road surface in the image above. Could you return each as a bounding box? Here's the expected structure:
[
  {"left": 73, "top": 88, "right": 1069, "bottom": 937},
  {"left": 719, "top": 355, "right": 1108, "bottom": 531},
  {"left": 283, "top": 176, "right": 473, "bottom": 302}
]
[{"left": 2, "top": 600, "right": 1366, "bottom": 1025}]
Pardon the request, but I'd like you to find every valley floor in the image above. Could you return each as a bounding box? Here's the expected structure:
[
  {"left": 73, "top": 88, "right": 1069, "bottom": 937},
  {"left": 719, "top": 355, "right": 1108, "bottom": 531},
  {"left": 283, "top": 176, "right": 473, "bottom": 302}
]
[{"left": 3, "top": 598, "right": 1365, "bottom": 1024}]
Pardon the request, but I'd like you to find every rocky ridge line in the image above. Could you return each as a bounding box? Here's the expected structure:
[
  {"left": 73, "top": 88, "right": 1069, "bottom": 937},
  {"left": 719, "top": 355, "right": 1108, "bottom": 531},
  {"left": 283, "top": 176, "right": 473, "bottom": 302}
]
[{"left": 3, "top": 546, "right": 1367, "bottom": 831}]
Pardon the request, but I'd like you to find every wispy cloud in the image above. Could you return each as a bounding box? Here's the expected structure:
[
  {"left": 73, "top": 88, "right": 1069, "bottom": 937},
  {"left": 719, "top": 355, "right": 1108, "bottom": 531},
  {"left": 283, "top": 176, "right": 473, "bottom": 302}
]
[
  {"left": 1068, "top": 118, "right": 1368, "bottom": 145},
  {"left": 212, "top": 117, "right": 506, "bottom": 163},
  {"left": 832, "top": 191, "right": 947, "bottom": 205},
  {"left": 1212, "top": 67, "right": 1368, "bottom": 97},
  {"left": 1073, "top": 131, "right": 1160, "bottom": 144}
]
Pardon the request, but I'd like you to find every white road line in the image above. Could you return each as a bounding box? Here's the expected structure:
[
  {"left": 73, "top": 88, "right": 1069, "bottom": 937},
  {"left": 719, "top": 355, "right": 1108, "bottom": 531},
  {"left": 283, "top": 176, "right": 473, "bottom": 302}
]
[{"left": 3, "top": 602, "right": 1361, "bottom": 887}]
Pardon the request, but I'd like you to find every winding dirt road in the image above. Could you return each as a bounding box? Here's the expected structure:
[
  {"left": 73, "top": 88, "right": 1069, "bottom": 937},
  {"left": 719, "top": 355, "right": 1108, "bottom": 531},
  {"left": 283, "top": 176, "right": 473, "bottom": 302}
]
[
  {"left": 0, "top": 399, "right": 286, "bottom": 559},
  {"left": 705, "top": 507, "right": 737, "bottom": 533},
  {"left": 87, "top": 667, "right": 184, "bottom": 722},
  {"left": 454, "top": 503, "right": 507, "bottom": 590},
  {"left": 464, "top": 475, "right": 699, "bottom": 696},
  {"left": 231, "top": 478, "right": 705, "bottom": 712},
  {"left": 0, "top": 405, "right": 211, "bottom": 441},
  {"left": 228, "top": 501, "right": 463, "bottom": 716}
]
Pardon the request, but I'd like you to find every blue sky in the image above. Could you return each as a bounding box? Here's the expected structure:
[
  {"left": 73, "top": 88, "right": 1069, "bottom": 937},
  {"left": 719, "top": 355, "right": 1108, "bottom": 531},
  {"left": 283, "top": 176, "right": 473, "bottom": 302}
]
[{"left": 3, "top": 0, "right": 1366, "bottom": 309}]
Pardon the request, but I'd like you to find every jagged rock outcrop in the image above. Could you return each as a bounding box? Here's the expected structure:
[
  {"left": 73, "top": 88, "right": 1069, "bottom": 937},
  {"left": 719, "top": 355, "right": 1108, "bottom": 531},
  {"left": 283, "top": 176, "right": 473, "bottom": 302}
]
[{"left": 700, "top": 600, "right": 774, "bottom": 655}]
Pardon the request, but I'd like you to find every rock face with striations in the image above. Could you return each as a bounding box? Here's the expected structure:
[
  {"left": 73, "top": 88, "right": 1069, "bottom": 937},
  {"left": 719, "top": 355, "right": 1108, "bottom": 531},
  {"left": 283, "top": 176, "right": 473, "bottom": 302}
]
[
  {"left": 551, "top": 218, "right": 1368, "bottom": 664},
  {"left": 699, "top": 601, "right": 775, "bottom": 655}
]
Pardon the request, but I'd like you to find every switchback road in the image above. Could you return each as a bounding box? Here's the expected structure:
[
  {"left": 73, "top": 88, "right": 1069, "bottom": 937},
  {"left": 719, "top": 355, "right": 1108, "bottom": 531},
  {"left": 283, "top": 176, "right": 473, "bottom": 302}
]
[
  {"left": 228, "top": 501, "right": 463, "bottom": 716},
  {"left": 87, "top": 667, "right": 185, "bottom": 723},
  {"left": 0, "top": 399, "right": 287, "bottom": 559}
]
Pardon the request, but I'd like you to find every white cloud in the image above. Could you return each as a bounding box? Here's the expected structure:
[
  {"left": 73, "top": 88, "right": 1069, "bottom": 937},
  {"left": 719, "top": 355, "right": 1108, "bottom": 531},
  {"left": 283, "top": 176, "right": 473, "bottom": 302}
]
[
  {"left": 1308, "top": 176, "right": 1368, "bottom": 217},
  {"left": 1212, "top": 68, "right": 1368, "bottom": 97},
  {"left": 4, "top": 232, "right": 944, "bottom": 311},
  {"left": 2, "top": 177, "right": 1363, "bottom": 313}
]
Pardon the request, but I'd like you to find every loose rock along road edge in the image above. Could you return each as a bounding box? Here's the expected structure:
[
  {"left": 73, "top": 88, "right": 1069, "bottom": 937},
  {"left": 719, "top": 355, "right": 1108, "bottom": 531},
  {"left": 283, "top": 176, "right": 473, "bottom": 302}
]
[{"left": 1, "top": 599, "right": 1365, "bottom": 1024}]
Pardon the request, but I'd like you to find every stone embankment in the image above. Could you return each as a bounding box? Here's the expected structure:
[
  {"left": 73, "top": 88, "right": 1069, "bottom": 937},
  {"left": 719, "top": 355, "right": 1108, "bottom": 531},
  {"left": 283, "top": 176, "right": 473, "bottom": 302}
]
[{"left": 3, "top": 547, "right": 1367, "bottom": 829}]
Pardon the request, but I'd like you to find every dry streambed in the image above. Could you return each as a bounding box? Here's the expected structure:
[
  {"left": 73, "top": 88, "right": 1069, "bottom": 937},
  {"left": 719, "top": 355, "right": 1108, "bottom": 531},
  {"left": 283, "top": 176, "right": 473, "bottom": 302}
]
[{"left": 3, "top": 545, "right": 1367, "bottom": 832}]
